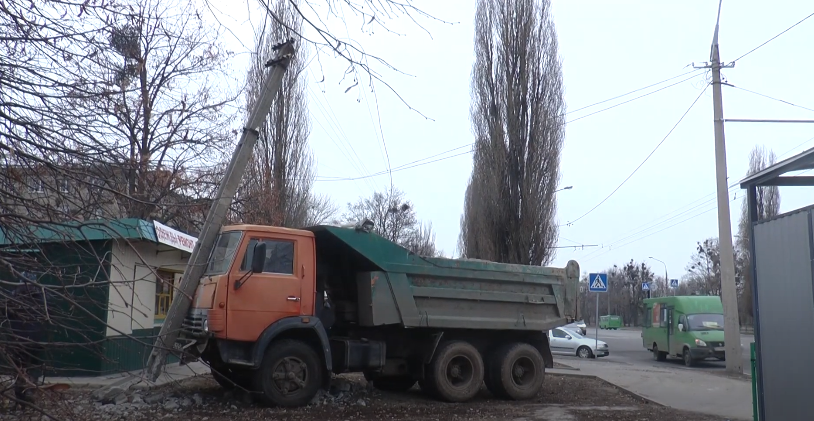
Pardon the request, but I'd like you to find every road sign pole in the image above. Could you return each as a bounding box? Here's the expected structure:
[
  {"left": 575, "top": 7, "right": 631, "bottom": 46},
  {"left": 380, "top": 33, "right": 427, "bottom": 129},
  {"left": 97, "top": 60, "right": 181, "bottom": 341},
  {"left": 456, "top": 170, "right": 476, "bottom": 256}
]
[{"left": 595, "top": 293, "right": 599, "bottom": 351}]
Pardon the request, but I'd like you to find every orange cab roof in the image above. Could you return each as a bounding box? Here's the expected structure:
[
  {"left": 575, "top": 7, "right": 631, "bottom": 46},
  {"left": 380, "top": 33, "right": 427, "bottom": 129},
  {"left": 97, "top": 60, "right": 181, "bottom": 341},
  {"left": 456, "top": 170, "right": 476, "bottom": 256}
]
[{"left": 221, "top": 224, "right": 315, "bottom": 237}]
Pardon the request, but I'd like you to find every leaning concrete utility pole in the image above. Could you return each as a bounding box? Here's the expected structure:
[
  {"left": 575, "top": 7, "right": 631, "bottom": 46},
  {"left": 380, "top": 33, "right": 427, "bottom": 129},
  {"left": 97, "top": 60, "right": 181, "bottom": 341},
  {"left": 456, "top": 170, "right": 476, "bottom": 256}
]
[
  {"left": 696, "top": 1, "right": 743, "bottom": 375},
  {"left": 144, "top": 39, "right": 296, "bottom": 381}
]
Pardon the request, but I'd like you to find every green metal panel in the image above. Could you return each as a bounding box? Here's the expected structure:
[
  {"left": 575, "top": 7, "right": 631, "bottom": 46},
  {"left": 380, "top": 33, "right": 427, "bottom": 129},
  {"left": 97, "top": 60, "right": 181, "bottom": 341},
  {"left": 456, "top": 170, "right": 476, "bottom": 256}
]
[
  {"left": 0, "top": 241, "right": 113, "bottom": 376},
  {"left": 751, "top": 342, "right": 759, "bottom": 421},
  {"left": 100, "top": 327, "right": 178, "bottom": 374},
  {"left": 309, "top": 226, "right": 580, "bottom": 331}
]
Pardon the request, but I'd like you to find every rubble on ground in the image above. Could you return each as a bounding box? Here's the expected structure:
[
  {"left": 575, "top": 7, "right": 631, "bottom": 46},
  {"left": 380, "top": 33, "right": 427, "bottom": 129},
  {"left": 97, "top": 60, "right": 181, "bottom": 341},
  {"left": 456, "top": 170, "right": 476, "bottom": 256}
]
[{"left": 0, "top": 373, "right": 732, "bottom": 421}]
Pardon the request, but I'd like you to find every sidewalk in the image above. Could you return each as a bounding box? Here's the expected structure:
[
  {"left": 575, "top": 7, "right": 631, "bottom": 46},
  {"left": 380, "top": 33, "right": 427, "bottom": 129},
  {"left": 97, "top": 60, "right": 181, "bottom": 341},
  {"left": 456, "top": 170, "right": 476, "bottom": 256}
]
[
  {"left": 43, "top": 361, "right": 209, "bottom": 390},
  {"left": 550, "top": 358, "right": 752, "bottom": 421}
]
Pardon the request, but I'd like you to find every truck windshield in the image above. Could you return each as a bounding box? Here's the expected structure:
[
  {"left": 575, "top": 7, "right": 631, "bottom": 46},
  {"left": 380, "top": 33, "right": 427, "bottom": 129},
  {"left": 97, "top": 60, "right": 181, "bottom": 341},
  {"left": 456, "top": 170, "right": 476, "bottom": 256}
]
[
  {"left": 204, "top": 231, "right": 243, "bottom": 275},
  {"left": 686, "top": 313, "right": 724, "bottom": 331}
]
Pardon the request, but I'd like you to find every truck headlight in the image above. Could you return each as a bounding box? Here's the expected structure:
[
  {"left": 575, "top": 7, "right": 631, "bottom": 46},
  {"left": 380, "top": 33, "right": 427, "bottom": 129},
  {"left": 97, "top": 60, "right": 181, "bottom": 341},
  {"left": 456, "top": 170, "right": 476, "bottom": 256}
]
[
  {"left": 203, "top": 319, "right": 209, "bottom": 333},
  {"left": 695, "top": 339, "right": 707, "bottom": 347}
]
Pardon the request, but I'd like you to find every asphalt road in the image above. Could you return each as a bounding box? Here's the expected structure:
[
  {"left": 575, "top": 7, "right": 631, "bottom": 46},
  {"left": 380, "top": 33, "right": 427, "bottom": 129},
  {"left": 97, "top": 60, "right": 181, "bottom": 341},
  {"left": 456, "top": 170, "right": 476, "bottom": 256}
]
[{"left": 571, "top": 327, "right": 754, "bottom": 376}]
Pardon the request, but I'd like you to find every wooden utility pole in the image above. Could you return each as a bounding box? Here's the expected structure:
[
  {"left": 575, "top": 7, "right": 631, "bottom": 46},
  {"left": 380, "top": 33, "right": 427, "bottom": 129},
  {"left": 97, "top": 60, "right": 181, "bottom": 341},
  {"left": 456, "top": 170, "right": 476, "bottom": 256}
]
[
  {"left": 696, "top": 1, "right": 743, "bottom": 375},
  {"left": 144, "top": 39, "right": 296, "bottom": 381}
]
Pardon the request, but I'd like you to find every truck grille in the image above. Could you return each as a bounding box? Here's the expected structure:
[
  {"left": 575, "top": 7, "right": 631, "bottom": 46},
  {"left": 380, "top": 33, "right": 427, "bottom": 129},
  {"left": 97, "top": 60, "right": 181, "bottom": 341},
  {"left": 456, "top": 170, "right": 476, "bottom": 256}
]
[
  {"left": 707, "top": 341, "right": 724, "bottom": 348},
  {"left": 182, "top": 310, "right": 208, "bottom": 337}
]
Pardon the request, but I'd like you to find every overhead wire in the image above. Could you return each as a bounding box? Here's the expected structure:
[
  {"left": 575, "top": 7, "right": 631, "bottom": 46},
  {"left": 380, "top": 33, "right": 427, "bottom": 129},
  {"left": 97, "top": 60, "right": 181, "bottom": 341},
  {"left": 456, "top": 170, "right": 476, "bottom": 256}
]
[
  {"left": 581, "top": 194, "right": 740, "bottom": 264},
  {"left": 565, "top": 72, "right": 704, "bottom": 125},
  {"left": 729, "top": 85, "right": 814, "bottom": 114},
  {"left": 564, "top": 69, "right": 704, "bottom": 116},
  {"left": 731, "top": 11, "right": 814, "bottom": 63},
  {"left": 316, "top": 70, "right": 705, "bottom": 182},
  {"left": 573, "top": 134, "right": 814, "bottom": 262},
  {"left": 564, "top": 83, "right": 711, "bottom": 227}
]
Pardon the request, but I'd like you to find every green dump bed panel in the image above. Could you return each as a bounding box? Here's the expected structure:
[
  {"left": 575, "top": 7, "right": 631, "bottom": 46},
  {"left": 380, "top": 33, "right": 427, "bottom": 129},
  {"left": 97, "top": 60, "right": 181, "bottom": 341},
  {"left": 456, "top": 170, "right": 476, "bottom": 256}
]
[{"left": 310, "top": 226, "right": 580, "bottom": 332}]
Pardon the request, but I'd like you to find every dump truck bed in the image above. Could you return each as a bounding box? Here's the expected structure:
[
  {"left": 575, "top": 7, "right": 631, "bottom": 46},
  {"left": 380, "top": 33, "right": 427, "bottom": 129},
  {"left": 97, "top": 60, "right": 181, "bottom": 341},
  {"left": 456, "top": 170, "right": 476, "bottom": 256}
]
[{"left": 308, "top": 226, "right": 579, "bottom": 332}]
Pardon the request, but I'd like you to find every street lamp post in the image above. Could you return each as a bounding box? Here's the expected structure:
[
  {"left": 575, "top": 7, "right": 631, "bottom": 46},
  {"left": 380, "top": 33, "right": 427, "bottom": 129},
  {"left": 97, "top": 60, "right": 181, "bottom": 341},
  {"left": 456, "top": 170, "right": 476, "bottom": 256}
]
[
  {"left": 555, "top": 185, "right": 573, "bottom": 193},
  {"left": 649, "top": 257, "right": 668, "bottom": 297}
]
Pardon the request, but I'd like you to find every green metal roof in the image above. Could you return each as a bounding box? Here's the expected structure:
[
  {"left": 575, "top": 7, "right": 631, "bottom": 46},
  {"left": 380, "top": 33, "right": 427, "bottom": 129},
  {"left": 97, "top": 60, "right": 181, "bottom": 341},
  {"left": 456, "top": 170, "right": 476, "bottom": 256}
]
[{"left": 0, "top": 218, "right": 157, "bottom": 246}]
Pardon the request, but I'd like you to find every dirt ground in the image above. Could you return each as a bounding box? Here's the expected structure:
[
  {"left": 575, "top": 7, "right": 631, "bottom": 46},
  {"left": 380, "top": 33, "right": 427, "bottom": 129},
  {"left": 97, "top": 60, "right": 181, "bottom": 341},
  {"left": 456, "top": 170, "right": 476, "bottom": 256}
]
[{"left": 2, "top": 372, "right": 732, "bottom": 421}]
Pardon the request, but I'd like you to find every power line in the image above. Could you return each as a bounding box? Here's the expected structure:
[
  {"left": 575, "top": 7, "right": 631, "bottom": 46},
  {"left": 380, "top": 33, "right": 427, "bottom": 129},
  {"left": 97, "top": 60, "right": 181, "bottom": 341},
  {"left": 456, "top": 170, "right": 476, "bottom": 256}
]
[
  {"left": 581, "top": 194, "right": 739, "bottom": 264},
  {"left": 564, "top": 69, "right": 704, "bottom": 116},
  {"left": 729, "top": 85, "right": 814, "bottom": 114},
  {"left": 565, "top": 73, "right": 703, "bottom": 124},
  {"left": 317, "top": 149, "right": 473, "bottom": 181},
  {"left": 316, "top": 70, "right": 704, "bottom": 183},
  {"left": 577, "top": 182, "right": 739, "bottom": 262},
  {"left": 565, "top": 83, "right": 710, "bottom": 227},
  {"left": 732, "top": 11, "right": 814, "bottom": 62},
  {"left": 573, "top": 133, "right": 814, "bottom": 262}
]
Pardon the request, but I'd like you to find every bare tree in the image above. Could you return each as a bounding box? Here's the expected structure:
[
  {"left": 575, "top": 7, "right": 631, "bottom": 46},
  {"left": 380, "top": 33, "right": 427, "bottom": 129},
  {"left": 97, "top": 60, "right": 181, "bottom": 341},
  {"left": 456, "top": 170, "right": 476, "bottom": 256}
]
[
  {"left": 736, "top": 145, "right": 780, "bottom": 326},
  {"left": 343, "top": 187, "right": 439, "bottom": 256},
  {"left": 232, "top": 0, "right": 336, "bottom": 228},
  {"left": 246, "top": 0, "right": 449, "bottom": 115},
  {"left": 71, "top": 0, "right": 237, "bottom": 231},
  {"left": 459, "top": 0, "right": 564, "bottom": 266}
]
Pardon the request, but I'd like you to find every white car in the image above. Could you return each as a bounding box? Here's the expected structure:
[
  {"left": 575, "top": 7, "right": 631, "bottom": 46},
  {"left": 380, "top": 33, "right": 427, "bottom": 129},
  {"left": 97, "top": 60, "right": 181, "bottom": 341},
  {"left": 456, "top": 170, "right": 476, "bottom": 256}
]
[
  {"left": 548, "top": 327, "right": 609, "bottom": 359},
  {"left": 564, "top": 320, "right": 587, "bottom": 335}
]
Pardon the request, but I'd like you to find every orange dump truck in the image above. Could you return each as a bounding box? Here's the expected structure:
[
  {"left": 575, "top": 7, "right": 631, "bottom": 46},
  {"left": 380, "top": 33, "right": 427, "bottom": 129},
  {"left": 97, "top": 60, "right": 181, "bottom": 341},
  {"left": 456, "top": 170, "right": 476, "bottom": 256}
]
[{"left": 176, "top": 223, "right": 579, "bottom": 407}]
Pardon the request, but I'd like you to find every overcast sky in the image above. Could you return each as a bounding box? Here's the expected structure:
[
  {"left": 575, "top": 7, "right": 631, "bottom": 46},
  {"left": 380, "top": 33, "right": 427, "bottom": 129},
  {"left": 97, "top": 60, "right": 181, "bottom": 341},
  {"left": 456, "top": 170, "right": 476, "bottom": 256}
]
[{"left": 207, "top": 0, "right": 814, "bottom": 281}]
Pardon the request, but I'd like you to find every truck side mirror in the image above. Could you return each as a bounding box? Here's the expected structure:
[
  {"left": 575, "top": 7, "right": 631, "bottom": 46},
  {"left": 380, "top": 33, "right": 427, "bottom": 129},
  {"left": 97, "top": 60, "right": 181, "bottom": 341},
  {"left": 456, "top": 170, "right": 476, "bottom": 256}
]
[
  {"left": 678, "top": 323, "right": 684, "bottom": 332},
  {"left": 251, "top": 242, "right": 267, "bottom": 273}
]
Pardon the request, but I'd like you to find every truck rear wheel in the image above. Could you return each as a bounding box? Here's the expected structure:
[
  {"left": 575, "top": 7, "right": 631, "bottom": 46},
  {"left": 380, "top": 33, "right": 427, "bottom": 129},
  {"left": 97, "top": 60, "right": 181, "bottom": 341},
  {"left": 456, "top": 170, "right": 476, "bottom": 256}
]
[
  {"left": 255, "top": 339, "right": 322, "bottom": 407},
  {"left": 485, "top": 342, "right": 545, "bottom": 400},
  {"left": 426, "top": 340, "right": 484, "bottom": 403}
]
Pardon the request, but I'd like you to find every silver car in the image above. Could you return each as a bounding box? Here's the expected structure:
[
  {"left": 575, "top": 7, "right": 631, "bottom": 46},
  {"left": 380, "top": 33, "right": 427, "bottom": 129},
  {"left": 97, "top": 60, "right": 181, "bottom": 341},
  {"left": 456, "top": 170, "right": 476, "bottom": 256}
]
[{"left": 548, "top": 327, "right": 609, "bottom": 359}]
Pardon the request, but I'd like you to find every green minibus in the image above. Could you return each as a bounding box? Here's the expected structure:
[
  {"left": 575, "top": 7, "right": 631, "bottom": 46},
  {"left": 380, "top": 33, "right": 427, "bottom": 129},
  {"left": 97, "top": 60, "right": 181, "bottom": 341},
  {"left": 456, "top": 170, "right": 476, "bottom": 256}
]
[{"left": 641, "top": 296, "right": 725, "bottom": 367}]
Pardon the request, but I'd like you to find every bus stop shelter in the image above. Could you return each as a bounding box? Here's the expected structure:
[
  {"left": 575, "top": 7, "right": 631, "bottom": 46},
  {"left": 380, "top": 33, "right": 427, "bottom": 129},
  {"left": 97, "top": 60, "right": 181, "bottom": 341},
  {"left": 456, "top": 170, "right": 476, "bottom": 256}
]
[{"left": 740, "top": 146, "right": 814, "bottom": 421}]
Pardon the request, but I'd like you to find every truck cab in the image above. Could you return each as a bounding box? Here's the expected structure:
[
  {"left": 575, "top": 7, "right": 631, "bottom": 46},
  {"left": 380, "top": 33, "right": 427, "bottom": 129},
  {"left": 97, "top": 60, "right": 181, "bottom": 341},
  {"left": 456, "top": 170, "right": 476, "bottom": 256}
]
[{"left": 183, "top": 225, "right": 317, "bottom": 344}]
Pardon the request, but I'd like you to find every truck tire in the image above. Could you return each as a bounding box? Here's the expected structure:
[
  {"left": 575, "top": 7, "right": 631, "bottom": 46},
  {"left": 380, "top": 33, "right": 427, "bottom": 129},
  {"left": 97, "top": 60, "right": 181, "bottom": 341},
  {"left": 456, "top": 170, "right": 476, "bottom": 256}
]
[
  {"left": 426, "top": 340, "right": 484, "bottom": 403},
  {"left": 485, "top": 342, "right": 545, "bottom": 400},
  {"left": 255, "top": 339, "right": 323, "bottom": 407},
  {"left": 363, "top": 372, "right": 417, "bottom": 392}
]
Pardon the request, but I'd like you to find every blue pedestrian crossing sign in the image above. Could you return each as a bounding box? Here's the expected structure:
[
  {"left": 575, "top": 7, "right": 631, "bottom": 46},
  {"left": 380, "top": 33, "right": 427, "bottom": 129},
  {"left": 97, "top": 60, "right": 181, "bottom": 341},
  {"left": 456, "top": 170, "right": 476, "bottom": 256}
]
[
  {"left": 642, "top": 282, "right": 650, "bottom": 291},
  {"left": 588, "top": 273, "right": 608, "bottom": 292},
  {"left": 670, "top": 279, "right": 679, "bottom": 289}
]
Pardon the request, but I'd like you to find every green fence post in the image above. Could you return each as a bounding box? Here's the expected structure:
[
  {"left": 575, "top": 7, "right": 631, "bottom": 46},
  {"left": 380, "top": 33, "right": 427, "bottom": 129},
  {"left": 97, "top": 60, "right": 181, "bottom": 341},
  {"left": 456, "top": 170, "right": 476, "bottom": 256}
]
[{"left": 751, "top": 342, "right": 758, "bottom": 421}]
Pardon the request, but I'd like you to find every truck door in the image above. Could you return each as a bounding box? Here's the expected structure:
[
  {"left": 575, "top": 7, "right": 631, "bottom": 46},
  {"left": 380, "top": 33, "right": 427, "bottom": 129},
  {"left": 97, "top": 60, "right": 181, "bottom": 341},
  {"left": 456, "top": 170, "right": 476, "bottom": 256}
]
[{"left": 226, "top": 236, "right": 302, "bottom": 342}]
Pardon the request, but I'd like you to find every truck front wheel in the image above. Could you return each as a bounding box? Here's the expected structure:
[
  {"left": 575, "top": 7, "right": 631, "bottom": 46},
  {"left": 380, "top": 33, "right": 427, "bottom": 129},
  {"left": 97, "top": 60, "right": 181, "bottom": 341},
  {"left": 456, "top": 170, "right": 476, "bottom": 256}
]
[
  {"left": 485, "top": 342, "right": 545, "bottom": 400},
  {"left": 255, "top": 339, "right": 322, "bottom": 407},
  {"left": 426, "top": 340, "right": 484, "bottom": 403}
]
